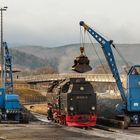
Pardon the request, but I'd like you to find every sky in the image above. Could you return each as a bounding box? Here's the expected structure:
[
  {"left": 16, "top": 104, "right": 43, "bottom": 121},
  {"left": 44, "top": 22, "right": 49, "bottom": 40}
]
[{"left": 1, "top": 0, "right": 140, "bottom": 47}]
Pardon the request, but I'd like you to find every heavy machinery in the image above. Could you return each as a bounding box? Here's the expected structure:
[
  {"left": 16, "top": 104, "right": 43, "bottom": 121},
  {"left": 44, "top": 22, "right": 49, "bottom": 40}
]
[
  {"left": 73, "top": 21, "right": 140, "bottom": 128},
  {"left": 0, "top": 42, "right": 29, "bottom": 123}
]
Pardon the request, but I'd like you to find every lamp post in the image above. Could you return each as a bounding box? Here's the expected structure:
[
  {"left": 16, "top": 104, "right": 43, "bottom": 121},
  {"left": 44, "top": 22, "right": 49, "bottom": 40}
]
[{"left": 0, "top": 6, "right": 8, "bottom": 83}]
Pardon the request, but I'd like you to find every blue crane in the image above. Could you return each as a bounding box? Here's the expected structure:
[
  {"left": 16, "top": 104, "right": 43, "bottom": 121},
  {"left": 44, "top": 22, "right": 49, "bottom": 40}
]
[
  {"left": 0, "top": 42, "right": 29, "bottom": 123},
  {"left": 79, "top": 21, "right": 140, "bottom": 128}
]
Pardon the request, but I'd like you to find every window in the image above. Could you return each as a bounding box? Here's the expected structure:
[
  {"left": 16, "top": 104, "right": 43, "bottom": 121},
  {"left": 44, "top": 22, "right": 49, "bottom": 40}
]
[{"left": 130, "top": 66, "right": 140, "bottom": 75}]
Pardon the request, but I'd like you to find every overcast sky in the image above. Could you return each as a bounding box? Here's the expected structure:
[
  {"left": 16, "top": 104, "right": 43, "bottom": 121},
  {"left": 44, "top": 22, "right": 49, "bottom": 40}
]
[{"left": 2, "top": 0, "right": 140, "bottom": 47}]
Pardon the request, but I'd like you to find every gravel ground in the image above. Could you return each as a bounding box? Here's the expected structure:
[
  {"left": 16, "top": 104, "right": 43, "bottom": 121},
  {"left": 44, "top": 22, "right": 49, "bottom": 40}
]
[{"left": 0, "top": 122, "right": 112, "bottom": 140}]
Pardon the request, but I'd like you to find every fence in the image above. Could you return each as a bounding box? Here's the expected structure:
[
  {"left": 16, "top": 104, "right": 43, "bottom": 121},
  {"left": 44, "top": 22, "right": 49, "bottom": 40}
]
[{"left": 22, "top": 96, "right": 47, "bottom": 105}]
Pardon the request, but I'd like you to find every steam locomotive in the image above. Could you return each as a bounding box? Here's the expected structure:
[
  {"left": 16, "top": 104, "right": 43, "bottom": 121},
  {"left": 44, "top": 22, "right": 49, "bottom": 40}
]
[{"left": 47, "top": 78, "right": 97, "bottom": 127}]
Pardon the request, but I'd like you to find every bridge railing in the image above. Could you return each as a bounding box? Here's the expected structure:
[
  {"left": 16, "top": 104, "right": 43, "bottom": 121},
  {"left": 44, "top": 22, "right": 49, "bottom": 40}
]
[{"left": 14, "top": 73, "right": 126, "bottom": 83}]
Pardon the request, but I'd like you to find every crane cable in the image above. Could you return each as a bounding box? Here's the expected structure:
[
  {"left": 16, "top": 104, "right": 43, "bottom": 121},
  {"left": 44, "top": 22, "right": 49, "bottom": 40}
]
[
  {"left": 87, "top": 32, "right": 109, "bottom": 74},
  {"left": 112, "top": 44, "right": 131, "bottom": 73},
  {"left": 85, "top": 31, "right": 121, "bottom": 94},
  {"left": 80, "top": 26, "right": 109, "bottom": 74},
  {"left": 80, "top": 26, "right": 84, "bottom": 47},
  {"left": 90, "top": 25, "right": 130, "bottom": 74},
  {"left": 80, "top": 26, "right": 110, "bottom": 76},
  {"left": 80, "top": 26, "right": 87, "bottom": 55}
]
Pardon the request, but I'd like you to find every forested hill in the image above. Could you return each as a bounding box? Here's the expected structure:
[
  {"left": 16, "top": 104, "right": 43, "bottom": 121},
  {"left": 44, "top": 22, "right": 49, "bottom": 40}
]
[{"left": 10, "top": 43, "right": 140, "bottom": 72}]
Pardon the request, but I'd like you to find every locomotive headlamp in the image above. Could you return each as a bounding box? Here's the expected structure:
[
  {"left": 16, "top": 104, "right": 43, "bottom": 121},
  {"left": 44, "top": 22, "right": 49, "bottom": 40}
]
[
  {"left": 70, "top": 106, "right": 74, "bottom": 111},
  {"left": 70, "top": 98, "right": 73, "bottom": 101},
  {"left": 91, "top": 106, "right": 95, "bottom": 110},
  {"left": 80, "top": 86, "right": 84, "bottom": 91}
]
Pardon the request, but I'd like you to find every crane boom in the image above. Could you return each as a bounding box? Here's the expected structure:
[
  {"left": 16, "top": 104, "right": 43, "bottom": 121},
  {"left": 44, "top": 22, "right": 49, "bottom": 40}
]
[
  {"left": 3, "top": 42, "right": 14, "bottom": 94},
  {"left": 80, "top": 21, "right": 127, "bottom": 103},
  {"left": 0, "top": 42, "right": 29, "bottom": 123}
]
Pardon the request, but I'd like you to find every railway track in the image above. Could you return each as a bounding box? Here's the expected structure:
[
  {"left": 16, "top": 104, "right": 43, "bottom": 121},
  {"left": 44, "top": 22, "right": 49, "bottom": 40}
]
[
  {"left": 32, "top": 112, "right": 140, "bottom": 140},
  {"left": 124, "top": 127, "right": 140, "bottom": 135},
  {"left": 31, "top": 112, "right": 51, "bottom": 123}
]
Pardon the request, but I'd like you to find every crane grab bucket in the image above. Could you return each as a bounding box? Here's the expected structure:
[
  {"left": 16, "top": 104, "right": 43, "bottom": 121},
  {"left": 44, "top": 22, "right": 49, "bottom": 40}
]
[
  {"left": 72, "top": 54, "right": 92, "bottom": 73},
  {"left": 72, "top": 47, "right": 92, "bottom": 73}
]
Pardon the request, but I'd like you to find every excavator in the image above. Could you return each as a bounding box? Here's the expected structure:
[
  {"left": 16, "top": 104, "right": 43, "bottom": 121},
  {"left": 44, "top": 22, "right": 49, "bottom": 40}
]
[
  {"left": 0, "top": 42, "right": 29, "bottom": 123},
  {"left": 72, "top": 21, "right": 140, "bottom": 128}
]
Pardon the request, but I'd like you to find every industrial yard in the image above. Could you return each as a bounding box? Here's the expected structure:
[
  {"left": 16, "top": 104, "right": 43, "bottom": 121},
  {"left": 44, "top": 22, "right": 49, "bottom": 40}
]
[
  {"left": 1, "top": 0, "right": 140, "bottom": 140},
  {"left": 0, "top": 123, "right": 111, "bottom": 140},
  {"left": 1, "top": 114, "right": 140, "bottom": 140}
]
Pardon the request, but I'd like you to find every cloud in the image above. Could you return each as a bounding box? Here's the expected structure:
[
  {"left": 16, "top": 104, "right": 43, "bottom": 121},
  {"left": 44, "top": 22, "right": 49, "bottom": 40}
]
[{"left": 2, "top": 0, "right": 140, "bottom": 47}]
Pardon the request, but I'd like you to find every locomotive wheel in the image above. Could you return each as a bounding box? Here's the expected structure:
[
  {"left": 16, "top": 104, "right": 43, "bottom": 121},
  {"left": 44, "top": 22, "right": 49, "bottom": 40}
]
[
  {"left": 124, "top": 115, "right": 130, "bottom": 129},
  {"left": 61, "top": 115, "right": 66, "bottom": 125},
  {"left": 47, "top": 109, "right": 53, "bottom": 120},
  {"left": 20, "top": 113, "right": 29, "bottom": 124},
  {"left": 23, "top": 113, "right": 29, "bottom": 124}
]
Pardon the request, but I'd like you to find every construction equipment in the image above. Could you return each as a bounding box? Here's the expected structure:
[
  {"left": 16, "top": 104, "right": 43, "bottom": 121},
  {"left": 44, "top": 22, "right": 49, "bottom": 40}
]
[
  {"left": 0, "top": 42, "right": 29, "bottom": 123},
  {"left": 78, "top": 21, "right": 140, "bottom": 128}
]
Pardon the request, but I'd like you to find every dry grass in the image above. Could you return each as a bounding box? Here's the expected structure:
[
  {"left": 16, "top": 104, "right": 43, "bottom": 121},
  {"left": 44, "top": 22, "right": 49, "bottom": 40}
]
[
  {"left": 25, "top": 104, "right": 48, "bottom": 115},
  {"left": 14, "top": 87, "right": 52, "bottom": 115}
]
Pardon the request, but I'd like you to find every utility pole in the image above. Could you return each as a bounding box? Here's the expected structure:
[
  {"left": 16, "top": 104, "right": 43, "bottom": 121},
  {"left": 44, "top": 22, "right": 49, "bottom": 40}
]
[{"left": 0, "top": 6, "right": 8, "bottom": 83}]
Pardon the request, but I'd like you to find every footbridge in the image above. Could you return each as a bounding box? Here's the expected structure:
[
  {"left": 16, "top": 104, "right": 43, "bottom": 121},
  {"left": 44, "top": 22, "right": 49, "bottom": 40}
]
[{"left": 15, "top": 73, "right": 126, "bottom": 83}]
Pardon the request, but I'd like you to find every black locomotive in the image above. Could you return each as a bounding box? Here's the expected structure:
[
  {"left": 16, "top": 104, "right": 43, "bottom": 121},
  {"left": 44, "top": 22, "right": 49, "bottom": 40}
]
[{"left": 47, "top": 78, "right": 97, "bottom": 127}]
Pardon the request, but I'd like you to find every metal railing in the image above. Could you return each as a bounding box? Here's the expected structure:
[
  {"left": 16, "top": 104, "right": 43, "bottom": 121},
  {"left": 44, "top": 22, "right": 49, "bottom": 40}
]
[{"left": 14, "top": 73, "right": 126, "bottom": 83}]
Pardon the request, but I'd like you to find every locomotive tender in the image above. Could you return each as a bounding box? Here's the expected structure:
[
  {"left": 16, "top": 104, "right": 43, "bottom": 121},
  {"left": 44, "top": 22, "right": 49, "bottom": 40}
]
[{"left": 48, "top": 78, "right": 97, "bottom": 127}]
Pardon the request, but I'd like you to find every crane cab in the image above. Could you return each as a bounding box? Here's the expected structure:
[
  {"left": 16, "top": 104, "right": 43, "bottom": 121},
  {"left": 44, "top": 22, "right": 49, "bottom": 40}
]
[
  {"left": 0, "top": 88, "right": 20, "bottom": 122},
  {"left": 127, "top": 65, "right": 140, "bottom": 112},
  {"left": 0, "top": 88, "right": 5, "bottom": 109}
]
